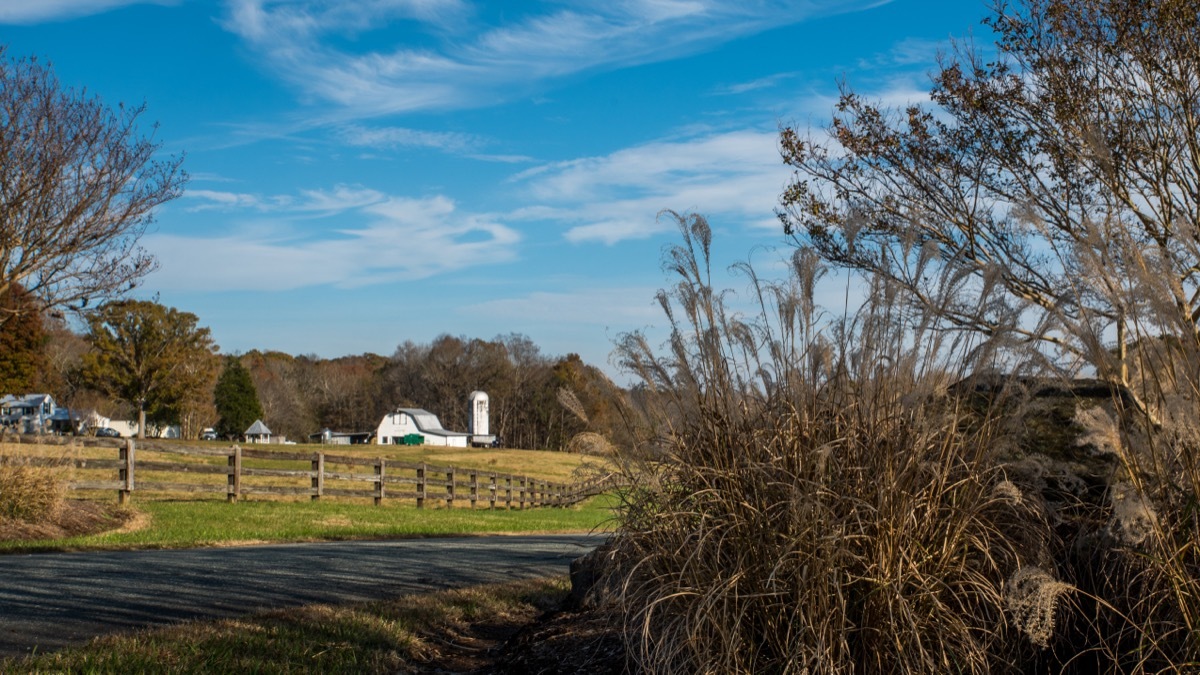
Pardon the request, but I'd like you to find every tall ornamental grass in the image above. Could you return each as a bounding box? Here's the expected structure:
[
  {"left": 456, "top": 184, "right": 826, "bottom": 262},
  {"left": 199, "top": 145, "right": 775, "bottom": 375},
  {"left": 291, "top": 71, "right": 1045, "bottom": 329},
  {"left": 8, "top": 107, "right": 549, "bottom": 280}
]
[{"left": 608, "top": 214, "right": 1059, "bottom": 674}]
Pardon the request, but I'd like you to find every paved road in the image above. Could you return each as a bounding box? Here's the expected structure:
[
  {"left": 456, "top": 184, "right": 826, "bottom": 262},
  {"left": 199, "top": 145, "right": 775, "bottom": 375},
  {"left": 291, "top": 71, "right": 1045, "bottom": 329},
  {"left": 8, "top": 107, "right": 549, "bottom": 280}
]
[{"left": 0, "top": 533, "right": 605, "bottom": 657}]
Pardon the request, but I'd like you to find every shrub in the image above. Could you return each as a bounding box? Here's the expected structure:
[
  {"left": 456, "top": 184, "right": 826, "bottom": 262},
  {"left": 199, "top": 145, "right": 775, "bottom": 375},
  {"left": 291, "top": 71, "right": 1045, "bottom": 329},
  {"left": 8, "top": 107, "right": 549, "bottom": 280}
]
[{"left": 0, "top": 459, "right": 65, "bottom": 523}]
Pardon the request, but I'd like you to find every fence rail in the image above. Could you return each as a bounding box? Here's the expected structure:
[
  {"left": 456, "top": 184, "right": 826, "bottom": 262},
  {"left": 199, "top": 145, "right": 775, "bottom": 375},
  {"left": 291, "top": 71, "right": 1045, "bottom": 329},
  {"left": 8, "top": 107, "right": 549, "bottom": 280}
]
[{"left": 13, "top": 438, "right": 621, "bottom": 509}]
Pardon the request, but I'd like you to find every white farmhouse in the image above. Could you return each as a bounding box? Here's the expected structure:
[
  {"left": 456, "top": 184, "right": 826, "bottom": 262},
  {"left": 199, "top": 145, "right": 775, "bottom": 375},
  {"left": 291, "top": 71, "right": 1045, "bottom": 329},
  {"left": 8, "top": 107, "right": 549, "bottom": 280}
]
[
  {"left": 376, "top": 408, "right": 469, "bottom": 448},
  {"left": 0, "top": 394, "right": 64, "bottom": 434}
]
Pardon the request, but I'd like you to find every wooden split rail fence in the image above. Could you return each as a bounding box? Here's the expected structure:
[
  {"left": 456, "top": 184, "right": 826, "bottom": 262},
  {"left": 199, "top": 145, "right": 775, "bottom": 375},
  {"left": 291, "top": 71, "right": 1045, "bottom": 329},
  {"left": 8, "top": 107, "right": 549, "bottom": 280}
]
[{"left": 18, "top": 438, "right": 621, "bottom": 509}]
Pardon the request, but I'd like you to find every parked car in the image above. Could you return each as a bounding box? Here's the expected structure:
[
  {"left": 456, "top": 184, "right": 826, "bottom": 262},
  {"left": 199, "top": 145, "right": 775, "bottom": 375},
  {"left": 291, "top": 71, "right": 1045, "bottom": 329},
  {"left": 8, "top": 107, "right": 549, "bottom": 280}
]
[
  {"left": 94, "top": 427, "right": 120, "bottom": 438},
  {"left": 200, "top": 430, "right": 218, "bottom": 441}
]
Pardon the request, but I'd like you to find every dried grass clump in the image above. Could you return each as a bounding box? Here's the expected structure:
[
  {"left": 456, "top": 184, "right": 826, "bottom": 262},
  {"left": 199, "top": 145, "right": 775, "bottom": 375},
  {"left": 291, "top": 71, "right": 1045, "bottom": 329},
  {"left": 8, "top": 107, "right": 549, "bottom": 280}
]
[
  {"left": 0, "top": 459, "right": 66, "bottom": 523},
  {"left": 610, "top": 215, "right": 1056, "bottom": 674},
  {"left": 568, "top": 432, "right": 617, "bottom": 456}
]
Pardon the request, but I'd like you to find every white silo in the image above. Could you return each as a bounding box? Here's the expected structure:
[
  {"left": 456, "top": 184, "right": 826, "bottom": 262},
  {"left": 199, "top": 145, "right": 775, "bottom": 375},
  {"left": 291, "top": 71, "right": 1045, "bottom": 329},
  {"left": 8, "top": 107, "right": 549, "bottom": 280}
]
[{"left": 468, "top": 391, "right": 489, "bottom": 437}]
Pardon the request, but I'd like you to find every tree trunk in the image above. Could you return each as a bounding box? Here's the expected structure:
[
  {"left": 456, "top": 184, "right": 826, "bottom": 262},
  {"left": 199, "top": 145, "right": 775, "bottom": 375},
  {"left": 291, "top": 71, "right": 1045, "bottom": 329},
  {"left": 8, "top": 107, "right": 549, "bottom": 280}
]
[{"left": 137, "top": 404, "right": 146, "bottom": 439}]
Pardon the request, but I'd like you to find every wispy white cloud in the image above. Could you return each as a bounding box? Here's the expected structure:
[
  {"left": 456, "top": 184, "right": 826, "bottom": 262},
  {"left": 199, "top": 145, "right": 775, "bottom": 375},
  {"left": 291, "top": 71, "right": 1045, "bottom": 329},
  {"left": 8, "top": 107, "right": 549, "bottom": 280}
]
[
  {"left": 182, "top": 185, "right": 385, "bottom": 213},
  {"left": 183, "top": 189, "right": 273, "bottom": 211},
  {"left": 510, "top": 128, "right": 791, "bottom": 245},
  {"left": 0, "top": 0, "right": 175, "bottom": 23},
  {"left": 711, "top": 72, "right": 798, "bottom": 96},
  {"left": 220, "top": 0, "right": 893, "bottom": 117},
  {"left": 336, "top": 124, "right": 476, "bottom": 152},
  {"left": 856, "top": 36, "right": 953, "bottom": 70},
  {"left": 150, "top": 190, "right": 519, "bottom": 291}
]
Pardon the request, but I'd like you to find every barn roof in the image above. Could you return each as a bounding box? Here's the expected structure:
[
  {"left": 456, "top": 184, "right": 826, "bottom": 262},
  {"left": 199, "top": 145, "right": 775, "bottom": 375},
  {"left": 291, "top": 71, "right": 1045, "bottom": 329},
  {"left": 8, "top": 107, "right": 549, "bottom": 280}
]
[{"left": 395, "top": 408, "right": 470, "bottom": 437}]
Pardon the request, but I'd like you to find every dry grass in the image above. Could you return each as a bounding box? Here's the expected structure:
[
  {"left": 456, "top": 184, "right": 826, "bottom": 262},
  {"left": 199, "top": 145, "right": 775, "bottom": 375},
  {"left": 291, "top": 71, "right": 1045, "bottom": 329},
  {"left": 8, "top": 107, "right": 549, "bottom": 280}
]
[
  {"left": 6, "top": 576, "right": 569, "bottom": 673},
  {"left": 0, "top": 450, "right": 139, "bottom": 543},
  {"left": 606, "top": 215, "right": 1064, "bottom": 674},
  {"left": 0, "top": 457, "right": 66, "bottom": 523},
  {"left": 0, "top": 440, "right": 610, "bottom": 504},
  {"left": 601, "top": 213, "right": 1200, "bottom": 672}
]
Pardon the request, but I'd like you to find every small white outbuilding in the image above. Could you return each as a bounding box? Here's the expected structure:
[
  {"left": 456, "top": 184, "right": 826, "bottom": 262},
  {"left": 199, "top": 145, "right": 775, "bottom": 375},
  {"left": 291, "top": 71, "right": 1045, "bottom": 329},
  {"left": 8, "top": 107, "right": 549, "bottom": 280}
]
[{"left": 245, "top": 419, "right": 272, "bottom": 444}]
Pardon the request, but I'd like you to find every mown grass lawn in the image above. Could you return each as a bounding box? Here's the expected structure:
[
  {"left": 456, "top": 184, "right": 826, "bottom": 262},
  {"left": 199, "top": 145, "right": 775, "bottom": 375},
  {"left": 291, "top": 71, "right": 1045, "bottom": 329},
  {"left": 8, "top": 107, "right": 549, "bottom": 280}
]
[{"left": 0, "top": 492, "right": 620, "bottom": 553}]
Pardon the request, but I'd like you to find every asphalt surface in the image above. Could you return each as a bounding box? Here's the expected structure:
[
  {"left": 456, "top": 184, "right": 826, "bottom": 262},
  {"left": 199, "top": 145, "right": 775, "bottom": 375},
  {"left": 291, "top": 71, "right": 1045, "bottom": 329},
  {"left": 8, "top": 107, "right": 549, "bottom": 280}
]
[{"left": 0, "top": 533, "right": 605, "bottom": 657}]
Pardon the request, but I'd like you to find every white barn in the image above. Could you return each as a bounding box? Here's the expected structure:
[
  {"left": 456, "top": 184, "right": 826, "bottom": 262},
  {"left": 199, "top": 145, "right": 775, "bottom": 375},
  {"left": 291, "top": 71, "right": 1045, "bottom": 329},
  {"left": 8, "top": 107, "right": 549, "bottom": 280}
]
[{"left": 376, "top": 408, "right": 469, "bottom": 448}]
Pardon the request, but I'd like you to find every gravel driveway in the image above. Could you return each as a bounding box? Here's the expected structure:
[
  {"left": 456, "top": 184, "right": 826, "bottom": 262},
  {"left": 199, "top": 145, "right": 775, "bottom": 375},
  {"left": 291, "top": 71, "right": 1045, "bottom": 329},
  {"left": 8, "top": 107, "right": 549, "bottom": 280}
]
[{"left": 0, "top": 533, "right": 604, "bottom": 657}]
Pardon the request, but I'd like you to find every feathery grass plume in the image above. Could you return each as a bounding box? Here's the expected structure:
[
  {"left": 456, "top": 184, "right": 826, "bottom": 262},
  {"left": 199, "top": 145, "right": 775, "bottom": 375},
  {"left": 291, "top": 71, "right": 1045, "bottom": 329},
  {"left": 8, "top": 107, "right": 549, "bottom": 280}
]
[
  {"left": 567, "top": 431, "right": 616, "bottom": 456},
  {"left": 557, "top": 387, "right": 590, "bottom": 425},
  {"left": 1005, "top": 566, "right": 1075, "bottom": 649},
  {"left": 1073, "top": 404, "right": 1122, "bottom": 457},
  {"left": 609, "top": 213, "right": 1055, "bottom": 674},
  {"left": 1106, "top": 483, "right": 1158, "bottom": 548}
]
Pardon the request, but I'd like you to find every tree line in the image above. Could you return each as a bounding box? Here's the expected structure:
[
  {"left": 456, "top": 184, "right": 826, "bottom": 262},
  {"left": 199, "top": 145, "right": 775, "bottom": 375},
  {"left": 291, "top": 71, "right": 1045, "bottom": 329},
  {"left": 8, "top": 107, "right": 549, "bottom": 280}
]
[
  {"left": 0, "top": 290, "right": 630, "bottom": 450},
  {"left": 238, "top": 334, "right": 632, "bottom": 450}
]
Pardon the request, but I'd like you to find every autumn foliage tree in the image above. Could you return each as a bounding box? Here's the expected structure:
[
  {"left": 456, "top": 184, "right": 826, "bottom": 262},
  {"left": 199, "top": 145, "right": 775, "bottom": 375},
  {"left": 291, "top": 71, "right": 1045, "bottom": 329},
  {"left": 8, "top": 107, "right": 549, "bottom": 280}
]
[
  {"left": 0, "top": 284, "right": 45, "bottom": 393},
  {"left": 82, "top": 300, "right": 218, "bottom": 438},
  {"left": 0, "top": 48, "right": 185, "bottom": 329}
]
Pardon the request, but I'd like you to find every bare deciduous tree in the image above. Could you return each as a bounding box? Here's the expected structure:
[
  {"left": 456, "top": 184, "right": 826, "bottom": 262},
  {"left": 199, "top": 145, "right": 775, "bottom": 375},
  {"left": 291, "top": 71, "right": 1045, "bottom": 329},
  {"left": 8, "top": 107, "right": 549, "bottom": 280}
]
[
  {"left": 0, "top": 48, "right": 185, "bottom": 325},
  {"left": 779, "top": 0, "right": 1200, "bottom": 394}
]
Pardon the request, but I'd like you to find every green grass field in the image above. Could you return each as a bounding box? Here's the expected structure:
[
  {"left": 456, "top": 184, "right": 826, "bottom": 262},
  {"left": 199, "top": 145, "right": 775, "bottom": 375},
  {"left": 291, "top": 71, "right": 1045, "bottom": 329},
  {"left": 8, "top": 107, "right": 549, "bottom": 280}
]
[
  {"left": 0, "top": 492, "right": 619, "bottom": 553},
  {"left": 0, "top": 439, "right": 622, "bottom": 553}
]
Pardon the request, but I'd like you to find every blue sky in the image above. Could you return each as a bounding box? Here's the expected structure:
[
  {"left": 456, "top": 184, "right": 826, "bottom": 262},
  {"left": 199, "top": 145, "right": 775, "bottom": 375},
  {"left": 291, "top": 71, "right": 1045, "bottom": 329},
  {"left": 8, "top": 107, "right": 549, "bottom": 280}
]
[{"left": 2, "top": 0, "right": 991, "bottom": 376}]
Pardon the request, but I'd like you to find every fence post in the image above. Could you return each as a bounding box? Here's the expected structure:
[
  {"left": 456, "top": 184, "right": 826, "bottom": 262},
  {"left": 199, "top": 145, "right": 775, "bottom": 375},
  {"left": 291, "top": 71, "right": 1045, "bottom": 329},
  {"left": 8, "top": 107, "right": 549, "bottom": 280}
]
[
  {"left": 505, "top": 474, "right": 513, "bottom": 510},
  {"left": 469, "top": 470, "right": 478, "bottom": 510},
  {"left": 118, "top": 439, "right": 134, "bottom": 504},
  {"left": 446, "top": 467, "right": 455, "bottom": 509},
  {"left": 489, "top": 473, "right": 497, "bottom": 510},
  {"left": 227, "top": 444, "right": 242, "bottom": 503},
  {"left": 519, "top": 475, "right": 527, "bottom": 509},
  {"left": 374, "top": 458, "right": 385, "bottom": 506},
  {"left": 311, "top": 452, "right": 324, "bottom": 501},
  {"left": 416, "top": 463, "right": 426, "bottom": 509}
]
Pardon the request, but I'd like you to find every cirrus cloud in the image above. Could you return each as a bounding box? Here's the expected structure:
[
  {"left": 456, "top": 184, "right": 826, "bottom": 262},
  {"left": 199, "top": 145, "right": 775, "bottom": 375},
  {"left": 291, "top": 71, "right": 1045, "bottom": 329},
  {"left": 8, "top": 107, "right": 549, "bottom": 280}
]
[
  {"left": 0, "top": 0, "right": 176, "bottom": 24},
  {"left": 220, "top": 0, "right": 893, "bottom": 118},
  {"left": 510, "top": 127, "right": 792, "bottom": 245},
  {"left": 148, "top": 189, "right": 519, "bottom": 291}
]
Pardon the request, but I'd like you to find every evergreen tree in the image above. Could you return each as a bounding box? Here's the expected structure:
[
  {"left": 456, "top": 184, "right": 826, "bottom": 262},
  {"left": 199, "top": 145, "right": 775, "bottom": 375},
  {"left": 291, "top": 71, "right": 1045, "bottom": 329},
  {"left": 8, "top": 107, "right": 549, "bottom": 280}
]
[{"left": 214, "top": 357, "right": 263, "bottom": 438}]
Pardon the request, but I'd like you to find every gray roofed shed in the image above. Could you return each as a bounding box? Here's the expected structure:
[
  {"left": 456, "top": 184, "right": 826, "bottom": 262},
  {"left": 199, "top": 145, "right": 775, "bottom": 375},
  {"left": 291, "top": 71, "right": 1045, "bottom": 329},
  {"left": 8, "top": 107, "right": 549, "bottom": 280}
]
[{"left": 244, "top": 419, "right": 272, "bottom": 442}]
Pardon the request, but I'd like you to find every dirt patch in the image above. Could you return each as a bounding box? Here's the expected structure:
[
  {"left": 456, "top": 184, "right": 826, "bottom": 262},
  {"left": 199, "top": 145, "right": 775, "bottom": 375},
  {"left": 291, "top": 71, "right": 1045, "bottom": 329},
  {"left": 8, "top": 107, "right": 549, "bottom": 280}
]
[
  {"left": 401, "top": 604, "right": 627, "bottom": 674},
  {"left": 484, "top": 606, "right": 628, "bottom": 674},
  {"left": 0, "top": 500, "right": 140, "bottom": 542},
  {"left": 395, "top": 582, "right": 629, "bottom": 675}
]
